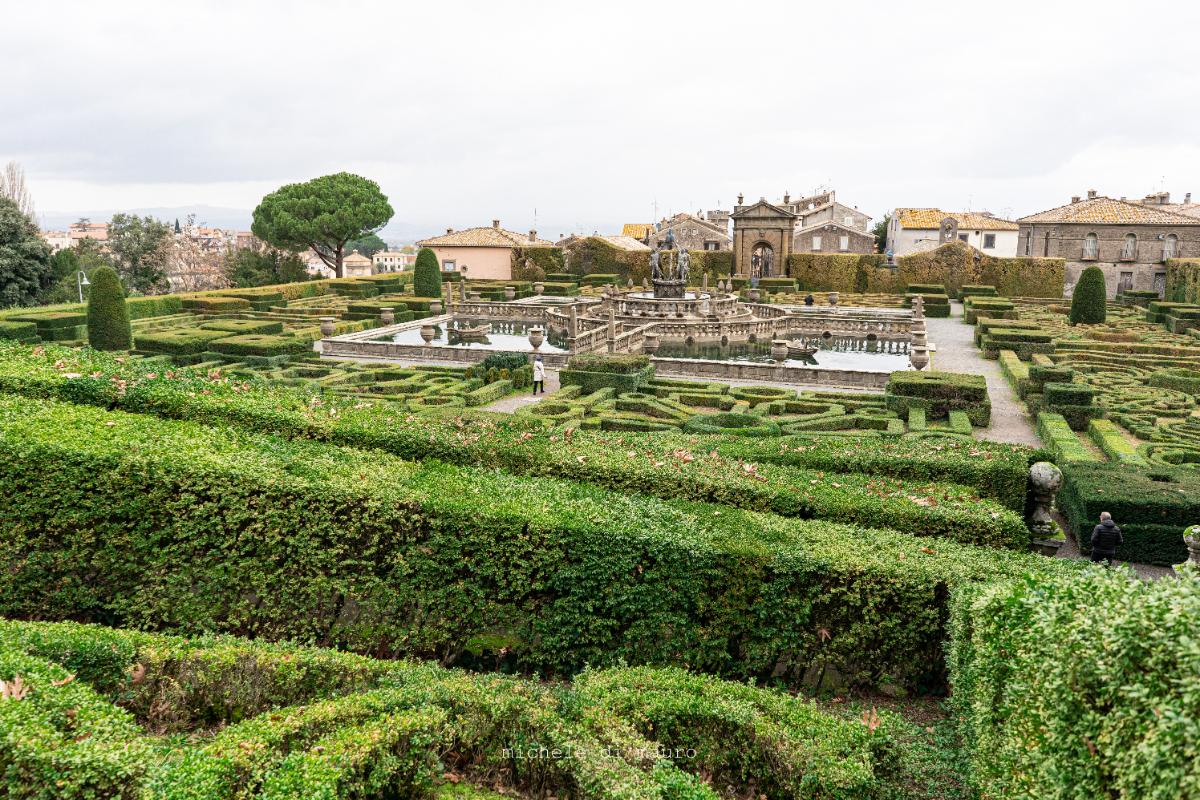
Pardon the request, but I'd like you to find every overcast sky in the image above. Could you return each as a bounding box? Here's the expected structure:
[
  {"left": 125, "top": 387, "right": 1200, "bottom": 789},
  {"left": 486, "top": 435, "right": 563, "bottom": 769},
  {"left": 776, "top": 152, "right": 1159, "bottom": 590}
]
[{"left": 4, "top": 0, "right": 1199, "bottom": 239}]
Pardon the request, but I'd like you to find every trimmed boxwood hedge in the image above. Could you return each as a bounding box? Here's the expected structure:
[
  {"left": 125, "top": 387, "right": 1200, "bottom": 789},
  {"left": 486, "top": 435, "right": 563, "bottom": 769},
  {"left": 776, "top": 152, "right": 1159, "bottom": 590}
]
[
  {"left": 0, "top": 620, "right": 905, "bottom": 799},
  {"left": 681, "top": 412, "right": 781, "bottom": 436},
  {"left": 1057, "top": 461, "right": 1200, "bottom": 564},
  {"left": 0, "top": 320, "right": 37, "bottom": 342},
  {"left": 208, "top": 334, "right": 310, "bottom": 357},
  {"left": 0, "top": 394, "right": 1069, "bottom": 689},
  {"left": 885, "top": 371, "right": 991, "bottom": 426},
  {"left": 949, "top": 567, "right": 1200, "bottom": 800},
  {"left": 134, "top": 327, "right": 231, "bottom": 355},
  {"left": 198, "top": 318, "right": 285, "bottom": 336}
]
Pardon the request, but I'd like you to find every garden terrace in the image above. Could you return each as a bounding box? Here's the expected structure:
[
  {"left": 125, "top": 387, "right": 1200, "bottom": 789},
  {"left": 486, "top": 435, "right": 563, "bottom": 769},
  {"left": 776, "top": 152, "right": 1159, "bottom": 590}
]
[
  {"left": 0, "top": 393, "right": 1070, "bottom": 689},
  {"left": 973, "top": 297, "right": 1200, "bottom": 563}
]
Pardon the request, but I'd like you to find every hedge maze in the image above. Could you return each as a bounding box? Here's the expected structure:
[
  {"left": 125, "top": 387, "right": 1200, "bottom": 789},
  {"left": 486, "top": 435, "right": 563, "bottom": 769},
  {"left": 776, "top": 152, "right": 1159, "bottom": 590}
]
[{"left": 1, "top": 272, "right": 1199, "bottom": 798}]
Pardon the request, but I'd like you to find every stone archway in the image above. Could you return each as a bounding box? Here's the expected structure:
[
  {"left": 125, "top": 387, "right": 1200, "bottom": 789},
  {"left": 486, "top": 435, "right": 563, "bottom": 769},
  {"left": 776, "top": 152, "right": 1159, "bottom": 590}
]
[{"left": 750, "top": 242, "right": 775, "bottom": 278}]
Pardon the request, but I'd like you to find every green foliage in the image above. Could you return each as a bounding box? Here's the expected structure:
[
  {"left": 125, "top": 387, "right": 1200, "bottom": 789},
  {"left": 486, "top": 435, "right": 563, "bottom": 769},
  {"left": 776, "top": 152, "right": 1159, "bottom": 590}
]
[
  {"left": 509, "top": 246, "right": 563, "bottom": 281},
  {"left": 342, "top": 232, "right": 387, "bottom": 258},
  {"left": 134, "top": 327, "right": 231, "bottom": 355},
  {"left": 85, "top": 266, "right": 131, "bottom": 351},
  {"left": 872, "top": 214, "right": 889, "bottom": 253},
  {"left": 0, "top": 197, "right": 54, "bottom": 307},
  {"left": 885, "top": 371, "right": 991, "bottom": 426},
  {"left": 107, "top": 212, "right": 172, "bottom": 294},
  {"left": 1070, "top": 265, "right": 1108, "bottom": 324},
  {"left": 1165, "top": 258, "right": 1200, "bottom": 304},
  {"left": 561, "top": 354, "right": 655, "bottom": 394},
  {"left": 0, "top": 320, "right": 37, "bottom": 342},
  {"left": 224, "top": 248, "right": 313, "bottom": 288},
  {"left": 567, "top": 353, "right": 650, "bottom": 374},
  {"left": 251, "top": 173, "right": 393, "bottom": 279},
  {"left": 949, "top": 567, "right": 1200, "bottom": 800},
  {"left": 1035, "top": 412, "right": 1097, "bottom": 464},
  {"left": 681, "top": 412, "right": 780, "bottom": 436},
  {"left": 413, "top": 247, "right": 441, "bottom": 298},
  {"left": 1058, "top": 462, "right": 1200, "bottom": 564},
  {"left": 0, "top": 394, "right": 1068, "bottom": 689},
  {"left": 209, "top": 334, "right": 309, "bottom": 357},
  {"left": 0, "top": 619, "right": 907, "bottom": 799}
]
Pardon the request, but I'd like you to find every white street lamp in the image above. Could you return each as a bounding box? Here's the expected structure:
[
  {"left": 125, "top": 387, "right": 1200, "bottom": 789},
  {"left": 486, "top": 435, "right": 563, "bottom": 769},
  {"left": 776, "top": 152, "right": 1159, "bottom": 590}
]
[{"left": 76, "top": 270, "right": 90, "bottom": 303}]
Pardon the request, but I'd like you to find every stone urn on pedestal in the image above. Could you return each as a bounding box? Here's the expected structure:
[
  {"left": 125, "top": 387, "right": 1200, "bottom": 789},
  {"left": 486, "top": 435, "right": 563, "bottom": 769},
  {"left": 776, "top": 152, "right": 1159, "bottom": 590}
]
[
  {"left": 748, "top": 288, "right": 761, "bottom": 302},
  {"left": 527, "top": 326, "right": 544, "bottom": 350},
  {"left": 828, "top": 292, "right": 839, "bottom": 306},
  {"left": 420, "top": 324, "right": 436, "bottom": 345},
  {"left": 533, "top": 282, "right": 545, "bottom": 296},
  {"left": 379, "top": 307, "right": 395, "bottom": 325},
  {"left": 1028, "top": 462, "right": 1065, "bottom": 556},
  {"left": 642, "top": 332, "right": 660, "bottom": 355},
  {"left": 771, "top": 339, "right": 789, "bottom": 364},
  {"left": 1184, "top": 525, "right": 1200, "bottom": 566},
  {"left": 319, "top": 316, "right": 337, "bottom": 337},
  {"left": 504, "top": 286, "right": 516, "bottom": 301},
  {"left": 429, "top": 300, "right": 443, "bottom": 315},
  {"left": 910, "top": 328, "right": 928, "bottom": 348},
  {"left": 909, "top": 346, "right": 930, "bottom": 371}
]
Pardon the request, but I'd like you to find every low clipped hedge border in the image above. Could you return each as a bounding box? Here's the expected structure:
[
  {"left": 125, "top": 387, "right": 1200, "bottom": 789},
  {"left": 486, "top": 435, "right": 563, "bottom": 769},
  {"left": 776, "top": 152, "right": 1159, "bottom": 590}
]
[
  {"left": 0, "top": 340, "right": 1040, "bottom": 514},
  {"left": 0, "top": 620, "right": 904, "bottom": 799},
  {"left": 0, "top": 394, "right": 1070, "bottom": 689}
]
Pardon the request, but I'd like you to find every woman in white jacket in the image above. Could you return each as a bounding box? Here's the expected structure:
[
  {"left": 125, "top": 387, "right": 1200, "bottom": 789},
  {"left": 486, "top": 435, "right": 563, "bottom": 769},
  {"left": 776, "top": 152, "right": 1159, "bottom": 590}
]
[{"left": 532, "top": 355, "right": 546, "bottom": 395}]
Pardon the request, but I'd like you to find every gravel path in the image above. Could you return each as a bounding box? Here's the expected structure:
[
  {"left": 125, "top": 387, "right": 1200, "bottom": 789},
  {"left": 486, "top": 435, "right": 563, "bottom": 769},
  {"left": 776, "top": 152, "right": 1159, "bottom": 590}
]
[
  {"left": 924, "top": 303, "right": 1041, "bottom": 446},
  {"left": 482, "top": 370, "right": 561, "bottom": 413}
]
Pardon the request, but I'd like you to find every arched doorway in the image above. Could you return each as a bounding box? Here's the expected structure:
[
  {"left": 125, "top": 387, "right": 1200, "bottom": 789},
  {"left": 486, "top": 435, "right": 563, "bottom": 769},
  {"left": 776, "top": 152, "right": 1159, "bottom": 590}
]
[{"left": 750, "top": 242, "right": 775, "bottom": 278}]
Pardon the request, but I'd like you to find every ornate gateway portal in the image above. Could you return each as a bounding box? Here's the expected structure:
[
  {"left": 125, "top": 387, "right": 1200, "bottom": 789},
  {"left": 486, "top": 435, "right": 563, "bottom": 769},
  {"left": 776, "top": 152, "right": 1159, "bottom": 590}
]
[{"left": 730, "top": 196, "right": 796, "bottom": 279}]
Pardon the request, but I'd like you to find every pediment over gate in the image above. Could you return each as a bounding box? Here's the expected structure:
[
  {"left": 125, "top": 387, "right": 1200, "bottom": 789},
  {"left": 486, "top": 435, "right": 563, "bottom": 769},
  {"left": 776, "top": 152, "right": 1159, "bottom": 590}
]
[{"left": 731, "top": 199, "right": 797, "bottom": 221}]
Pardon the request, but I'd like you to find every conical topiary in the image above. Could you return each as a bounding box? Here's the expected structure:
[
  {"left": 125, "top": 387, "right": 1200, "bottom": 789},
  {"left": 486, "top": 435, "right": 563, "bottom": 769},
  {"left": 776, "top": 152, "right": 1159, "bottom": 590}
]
[
  {"left": 413, "top": 247, "right": 442, "bottom": 298},
  {"left": 86, "top": 266, "right": 132, "bottom": 350},
  {"left": 1069, "top": 265, "right": 1107, "bottom": 325}
]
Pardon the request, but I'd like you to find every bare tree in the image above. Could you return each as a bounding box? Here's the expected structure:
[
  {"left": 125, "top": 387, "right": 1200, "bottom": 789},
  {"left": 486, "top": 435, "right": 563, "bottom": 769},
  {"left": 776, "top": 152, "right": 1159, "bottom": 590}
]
[
  {"left": 166, "top": 214, "right": 230, "bottom": 292},
  {"left": 0, "top": 162, "right": 36, "bottom": 220}
]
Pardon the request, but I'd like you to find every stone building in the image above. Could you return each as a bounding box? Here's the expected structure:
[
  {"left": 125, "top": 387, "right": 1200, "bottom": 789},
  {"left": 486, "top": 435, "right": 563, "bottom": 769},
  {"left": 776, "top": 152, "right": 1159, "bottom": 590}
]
[
  {"left": 341, "top": 250, "right": 374, "bottom": 278},
  {"left": 642, "top": 212, "right": 730, "bottom": 251},
  {"left": 1017, "top": 191, "right": 1200, "bottom": 297},
  {"left": 887, "top": 209, "right": 1019, "bottom": 257},
  {"left": 779, "top": 190, "right": 874, "bottom": 254}
]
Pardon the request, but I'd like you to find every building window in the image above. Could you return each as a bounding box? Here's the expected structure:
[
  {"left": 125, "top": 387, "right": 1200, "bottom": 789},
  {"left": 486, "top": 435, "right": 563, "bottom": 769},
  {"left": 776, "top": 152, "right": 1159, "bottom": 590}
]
[
  {"left": 983, "top": 233, "right": 996, "bottom": 249},
  {"left": 704, "top": 241, "right": 719, "bottom": 251},
  {"left": 1121, "top": 234, "right": 1137, "bottom": 261},
  {"left": 1043, "top": 232, "right": 1051, "bottom": 257},
  {"left": 1119, "top": 271, "right": 1134, "bottom": 292},
  {"left": 1024, "top": 232, "right": 1032, "bottom": 256},
  {"left": 844, "top": 215, "right": 854, "bottom": 226},
  {"left": 1164, "top": 234, "right": 1179, "bottom": 259},
  {"left": 812, "top": 235, "right": 822, "bottom": 250},
  {"left": 442, "top": 260, "right": 456, "bottom": 271},
  {"left": 958, "top": 233, "right": 969, "bottom": 243},
  {"left": 1082, "top": 233, "right": 1099, "bottom": 259},
  {"left": 839, "top": 235, "right": 849, "bottom": 251}
]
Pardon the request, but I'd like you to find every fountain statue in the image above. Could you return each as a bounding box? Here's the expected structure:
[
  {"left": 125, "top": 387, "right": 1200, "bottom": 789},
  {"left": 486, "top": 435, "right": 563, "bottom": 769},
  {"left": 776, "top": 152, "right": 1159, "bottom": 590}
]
[{"left": 650, "top": 229, "right": 687, "bottom": 299}]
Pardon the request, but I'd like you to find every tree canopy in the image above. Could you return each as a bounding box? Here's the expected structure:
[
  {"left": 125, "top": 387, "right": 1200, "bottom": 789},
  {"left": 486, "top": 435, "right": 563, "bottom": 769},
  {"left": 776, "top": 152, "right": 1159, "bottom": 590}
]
[
  {"left": 413, "top": 247, "right": 442, "bottom": 298},
  {"left": 344, "top": 233, "right": 388, "bottom": 258},
  {"left": 86, "top": 266, "right": 132, "bottom": 351},
  {"left": 872, "top": 215, "right": 890, "bottom": 254},
  {"left": 0, "top": 198, "right": 54, "bottom": 308},
  {"left": 251, "top": 173, "right": 393, "bottom": 278},
  {"left": 108, "top": 213, "right": 171, "bottom": 294},
  {"left": 1069, "top": 266, "right": 1107, "bottom": 325},
  {"left": 225, "top": 248, "right": 313, "bottom": 288}
]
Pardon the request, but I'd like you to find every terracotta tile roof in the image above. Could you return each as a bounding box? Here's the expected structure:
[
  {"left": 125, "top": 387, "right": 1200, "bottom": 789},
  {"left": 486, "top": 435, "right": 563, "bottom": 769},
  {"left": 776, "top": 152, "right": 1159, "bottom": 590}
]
[
  {"left": 417, "top": 226, "right": 555, "bottom": 248},
  {"left": 1018, "top": 197, "right": 1200, "bottom": 225},
  {"left": 896, "top": 208, "right": 1019, "bottom": 231},
  {"left": 621, "top": 223, "right": 653, "bottom": 239},
  {"left": 1171, "top": 203, "right": 1200, "bottom": 219},
  {"left": 597, "top": 235, "right": 651, "bottom": 251}
]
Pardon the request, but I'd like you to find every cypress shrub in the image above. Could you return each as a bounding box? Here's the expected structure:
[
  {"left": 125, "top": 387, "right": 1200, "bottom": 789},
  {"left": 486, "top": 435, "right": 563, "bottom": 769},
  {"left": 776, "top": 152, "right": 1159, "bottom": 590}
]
[
  {"left": 85, "top": 267, "right": 132, "bottom": 351},
  {"left": 1069, "top": 266, "right": 1107, "bottom": 324},
  {"left": 412, "top": 247, "right": 441, "bottom": 298}
]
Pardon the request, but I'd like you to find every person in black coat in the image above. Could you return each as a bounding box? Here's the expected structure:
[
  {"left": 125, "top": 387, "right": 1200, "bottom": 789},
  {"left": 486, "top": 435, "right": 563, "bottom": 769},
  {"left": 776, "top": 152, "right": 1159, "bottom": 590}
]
[
  {"left": 1089, "top": 512, "right": 1123, "bottom": 565},
  {"left": 804, "top": 294, "right": 815, "bottom": 306}
]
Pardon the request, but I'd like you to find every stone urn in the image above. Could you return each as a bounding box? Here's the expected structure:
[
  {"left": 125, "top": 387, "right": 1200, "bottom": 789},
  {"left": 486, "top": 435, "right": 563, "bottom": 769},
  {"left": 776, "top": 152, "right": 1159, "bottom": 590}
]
[
  {"left": 771, "top": 339, "right": 790, "bottom": 364},
  {"left": 1028, "top": 462, "right": 1064, "bottom": 553},
  {"left": 828, "top": 291, "right": 839, "bottom": 306},
  {"left": 627, "top": 278, "right": 634, "bottom": 289},
  {"left": 748, "top": 288, "right": 761, "bottom": 302},
  {"left": 909, "top": 346, "right": 930, "bottom": 371},
  {"left": 420, "top": 324, "right": 436, "bottom": 345},
  {"left": 911, "top": 329, "right": 928, "bottom": 348},
  {"left": 527, "top": 326, "right": 545, "bottom": 350},
  {"left": 642, "top": 332, "right": 660, "bottom": 355},
  {"left": 504, "top": 286, "right": 516, "bottom": 301},
  {"left": 533, "top": 282, "right": 545, "bottom": 296},
  {"left": 468, "top": 291, "right": 482, "bottom": 301},
  {"left": 319, "top": 316, "right": 337, "bottom": 337},
  {"left": 1184, "top": 525, "right": 1200, "bottom": 565},
  {"left": 429, "top": 300, "right": 443, "bottom": 315},
  {"left": 379, "top": 307, "right": 395, "bottom": 325}
]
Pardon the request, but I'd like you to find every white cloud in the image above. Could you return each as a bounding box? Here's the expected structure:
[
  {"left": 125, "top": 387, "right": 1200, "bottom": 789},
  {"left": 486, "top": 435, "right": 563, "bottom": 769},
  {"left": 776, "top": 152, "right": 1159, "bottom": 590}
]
[{"left": 4, "top": 0, "right": 1199, "bottom": 236}]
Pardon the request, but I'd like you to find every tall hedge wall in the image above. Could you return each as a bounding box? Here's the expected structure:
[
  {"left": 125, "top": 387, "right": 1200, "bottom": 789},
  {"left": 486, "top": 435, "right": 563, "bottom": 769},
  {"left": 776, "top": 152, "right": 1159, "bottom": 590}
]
[
  {"left": 1165, "top": 258, "right": 1200, "bottom": 304},
  {"left": 788, "top": 243, "right": 1064, "bottom": 298},
  {"left": 949, "top": 567, "right": 1200, "bottom": 800},
  {"left": 510, "top": 246, "right": 564, "bottom": 281},
  {"left": 0, "top": 393, "right": 1069, "bottom": 689}
]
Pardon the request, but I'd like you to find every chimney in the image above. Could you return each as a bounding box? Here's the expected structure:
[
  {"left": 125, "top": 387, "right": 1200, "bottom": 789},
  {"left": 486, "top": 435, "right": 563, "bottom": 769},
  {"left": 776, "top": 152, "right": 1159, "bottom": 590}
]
[
  {"left": 1159, "top": 192, "right": 1170, "bottom": 204},
  {"left": 1187, "top": 192, "right": 1193, "bottom": 204},
  {"left": 1071, "top": 196, "right": 1081, "bottom": 204},
  {"left": 445, "top": 227, "right": 453, "bottom": 235},
  {"left": 492, "top": 219, "right": 500, "bottom": 229},
  {"left": 528, "top": 229, "right": 537, "bottom": 242},
  {"left": 783, "top": 191, "right": 791, "bottom": 204},
  {"left": 1120, "top": 196, "right": 1127, "bottom": 202},
  {"left": 737, "top": 192, "right": 744, "bottom": 205},
  {"left": 1087, "top": 189, "right": 1098, "bottom": 199}
]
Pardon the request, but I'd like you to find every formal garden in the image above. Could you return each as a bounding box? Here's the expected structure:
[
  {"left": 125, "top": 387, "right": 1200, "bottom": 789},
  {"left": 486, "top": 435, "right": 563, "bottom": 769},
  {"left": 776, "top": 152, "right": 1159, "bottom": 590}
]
[{"left": 1, "top": 255, "right": 1199, "bottom": 798}]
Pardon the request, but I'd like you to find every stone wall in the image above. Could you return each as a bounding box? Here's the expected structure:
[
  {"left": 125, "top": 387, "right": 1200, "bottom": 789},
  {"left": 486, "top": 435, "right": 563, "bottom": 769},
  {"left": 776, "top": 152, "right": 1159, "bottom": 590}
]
[{"left": 794, "top": 225, "right": 875, "bottom": 255}]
